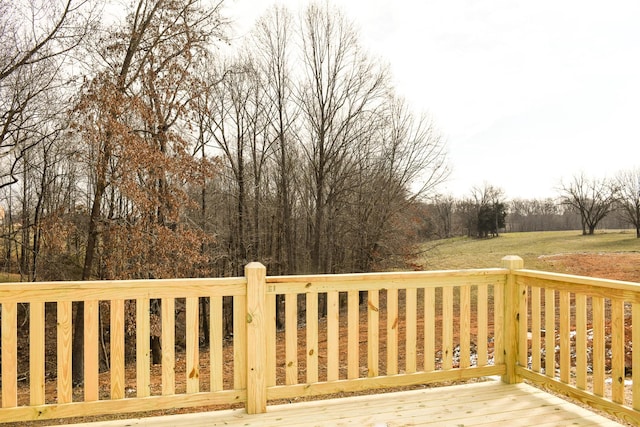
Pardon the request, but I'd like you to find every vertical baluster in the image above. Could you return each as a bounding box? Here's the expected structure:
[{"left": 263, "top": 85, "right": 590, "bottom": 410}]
[
  {"left": 405, "top": 288, "right": 417, "bottom": 373},
  {"left": 110, "top": 299, "right": 125, "bottom": 399},
  {"left": 544, "top": 289, "right": 555, "bottom": 378},
  {"left": 592, "top": 296, "right": 605, "bottom": 397},
  {"left": 210, "top": 296, "right": 223, "bottom": 391},
  {"left": 387, "top": 288, "right": 398, "bottom": 375},
  {"left": 306, "top": 292, "right": 318, "bottom": 383},
  {"left": 1, "top": 302, "right": 17, "bottom": 407},
  {"left": 234, "top": 294, "right": 247, "bottom": 390},
  {"left": 186, "top": 297, "right": 199, "bottom": 394},
  {"left": 459, "top": 286, "right": 470, "bottom": 369},
  {"left": 476, "top": 285, "right": 487, "bottom": 367},
  {"left": 575, "top": 294, "right": 587, "bottom": 390},
  {"left": 611, "top": 299, "right": 625, "bottom": 404},
  {"left": 494, "top": 283, "right": 504, "bottom": 367},
  {"left": 30, "top": 301, "right": 45, "bottom": 405},
  {"left": 347, "top": 290, "right": 359, "bottom": 379},
  {"left": 367, "top": 290, "right": 379, "bottom": 377},
  {"left": 136, "top": 298, "right": 150, "bottom": 398},
  {"left": 559, "top": 291, "right": 570, "bottom": 383},
  {"left": 518, "top": 284, "right": 529, "bottom": 371},
  {"left": 84, "top": 300, "right": 99, "bottom": 401},
  {"left": 327, "top": 291, "right": 339, "bottom": 381},
  {"left": 531, "top": 287, "right": 541, "bottom": 372},
  {"left": 424, "top": 287, "right": 436, "bottom": 371},
  {"left": 266, "top": 291, "right": 276, "bottom": 387},
  {"left": 442, "top": 286, "right": 453, "bottom": 370},
  {"left": 57, "top": 301, "right": 73, "bottom": 403},
  {"left": 161, "top": 297, "right": 175, "bottom": 395},
  {"left": 285, "top": 293, "right": 298, "bottom": 385}
]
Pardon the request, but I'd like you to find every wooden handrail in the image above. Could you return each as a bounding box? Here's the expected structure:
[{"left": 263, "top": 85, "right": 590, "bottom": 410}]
[
  {"left": 512, "top": 263, "right": 640, "bottom": 425},
  {"left": 0, "top": 257, "right": 638, "bottom": 424}
]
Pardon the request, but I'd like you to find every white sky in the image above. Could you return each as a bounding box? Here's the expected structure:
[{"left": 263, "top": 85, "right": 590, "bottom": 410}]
[{"left": 225, "top": 0, "right": 640, "bottom": 200}]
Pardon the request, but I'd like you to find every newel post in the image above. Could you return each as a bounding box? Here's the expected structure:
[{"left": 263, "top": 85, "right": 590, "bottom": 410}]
[
  {"left": 245, "top": 262, "right": 267, "bottom": 414},
  {"left": 501, "top": 255, "right": 524, "bottom": 384}
]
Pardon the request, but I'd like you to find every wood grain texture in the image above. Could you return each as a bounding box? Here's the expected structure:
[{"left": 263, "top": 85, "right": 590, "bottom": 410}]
[
  {"left": 136, "top": 299, "right": 150, "bottom": 398},
  {"left": 57, "top": 301, "right": 73, "bottom": 404},
  {"left": 60, "top": 381, "right": 622, "bottom": 427},
  {"left": 84, "top": 300, "right": 100, "bottom": 402}
]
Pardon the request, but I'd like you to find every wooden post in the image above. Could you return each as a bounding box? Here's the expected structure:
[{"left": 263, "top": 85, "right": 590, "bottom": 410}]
[
  {"left": 502, "top": 255, "right": 524, "bottom": 384},
  {"left": 245, "top": 262, "right": 267, "bottom": 414}
]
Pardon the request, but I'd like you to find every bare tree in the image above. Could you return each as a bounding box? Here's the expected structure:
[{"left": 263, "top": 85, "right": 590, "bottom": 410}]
[
  {"left": 508, "top": 198, "right": 562, "bottom": 232},
  {"left": 297, "top": 2, "right": 389, "bottom": 274},
  {"left": 202, "top": 56, "right": 258, "bottom": 275},
  {"left": 559, "top": 173, "right": 620, "bottom": 235},
  {"left": 431, "top": 194, "right": 455, "bottom": 238},
  {"left": 252, "top": 5, "right": 299, "bottom": 276},
  {"left": 616, "top": 168, "right": 640, "bottom": 238},
  {"left": 346, "top": 97, "right": 448, "bottom": 271},
  {"left": 13, "top": 116, "right": 75, "bottom": 282},
  {"left": 0, "top": 0, "right": 95, "bottom": 188}
]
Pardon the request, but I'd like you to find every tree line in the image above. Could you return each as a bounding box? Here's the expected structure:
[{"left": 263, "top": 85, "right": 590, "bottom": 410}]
[
  {"left": 425, "top": 172, "right": 640, "bottom": 239},
  {"left": 0, "top": 0, "right": 450, "bottom": 284},
  {"left": 0, "top": 0, "right": 453, "bottom": 380}
]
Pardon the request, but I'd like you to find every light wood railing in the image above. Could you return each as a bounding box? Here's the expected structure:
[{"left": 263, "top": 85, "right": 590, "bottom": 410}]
[
  {"left": 0, "top": 257, "right": 638, "bottom": 424},
  {"left": 514, "top": 266, "right": 640, "bottom": 425},
  {"left": 0, "top": 275, "right": 249, "bottom": 422}
]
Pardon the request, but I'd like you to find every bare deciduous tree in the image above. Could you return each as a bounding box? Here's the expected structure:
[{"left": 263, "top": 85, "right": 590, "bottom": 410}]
[
  {"left": 0, "top": 0, "right": 95, "bottom": 188},
  {"left": 253, "top": 5, "right": 299, "bottom": 276},
  {"left": 297, "top": 1, "right": 389, "bottom": 273},
  {"left": 431, "top": 194, "right": 456, "bottom": 238},
  {"left": 559, "top": 173, "right": 620, "bottom": 235},
  {"left": 616, "top": 168, "right": 640, "bottom": 238}
]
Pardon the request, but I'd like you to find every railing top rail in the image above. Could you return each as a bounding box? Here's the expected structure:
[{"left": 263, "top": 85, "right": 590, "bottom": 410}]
[
  {"left": 266, "top": 268, "right": 508, "bottom": 293},
  {"left": 514, "top": 268, "right": 640, "bottom": 293},
  {"left": 0, "top": 276, "right": 246, "bottom": 288},
  {"left": 0, "top": 276, "right": 247, "bottom": 303},
  {"left": 267, "top": 267, "right": 508, "bottom": 283}
]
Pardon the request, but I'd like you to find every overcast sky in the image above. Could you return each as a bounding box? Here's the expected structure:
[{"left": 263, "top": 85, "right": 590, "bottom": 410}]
[{"left": 225, "top": 0, "right": 640, "bottom": 199}]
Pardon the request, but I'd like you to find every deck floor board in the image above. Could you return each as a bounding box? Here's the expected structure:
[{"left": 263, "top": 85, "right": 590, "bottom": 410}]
[{"left": 57, "top": 381, "right": 623, "bottom": 427}]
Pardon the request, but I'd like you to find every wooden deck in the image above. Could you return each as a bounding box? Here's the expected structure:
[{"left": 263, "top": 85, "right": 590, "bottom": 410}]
[{"left": 59, "top": 381, "right": 623, "bottom": 427}]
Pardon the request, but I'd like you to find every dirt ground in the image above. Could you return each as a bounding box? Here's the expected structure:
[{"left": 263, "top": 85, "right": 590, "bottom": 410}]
[
  {"left": 7, "top": 252, "right": 640, "bottom": 426},
  {"left": 538, "top": 252, "right": 640, "bottom": 282}
]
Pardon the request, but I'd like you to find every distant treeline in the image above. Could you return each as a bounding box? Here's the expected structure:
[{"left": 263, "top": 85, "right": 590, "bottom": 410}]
[{"left": 422, "top": 187, "right": 635, "bottom": 239}]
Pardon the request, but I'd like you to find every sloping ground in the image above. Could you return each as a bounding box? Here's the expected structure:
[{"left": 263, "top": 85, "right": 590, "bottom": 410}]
[{"left": 539, "top": 252, "right": 640, "bottom": 282}]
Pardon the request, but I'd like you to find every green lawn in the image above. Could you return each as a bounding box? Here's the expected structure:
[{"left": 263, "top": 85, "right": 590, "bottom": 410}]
[{"left": 416, "top": 229, "right": 639, "bottom": 271}]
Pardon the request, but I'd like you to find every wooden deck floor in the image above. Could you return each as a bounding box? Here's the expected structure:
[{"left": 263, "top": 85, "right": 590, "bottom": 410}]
[{"left": 59, "top": 380, "right": 623, "bottom": 427}]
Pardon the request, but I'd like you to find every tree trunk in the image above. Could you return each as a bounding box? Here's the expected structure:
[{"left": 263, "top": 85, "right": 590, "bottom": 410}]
[
  {"left": 151, "top": 336, "right": 162, "bottom": 364},
  {"left": 73, "top": 169, "right": 106, "bottom": 385}
]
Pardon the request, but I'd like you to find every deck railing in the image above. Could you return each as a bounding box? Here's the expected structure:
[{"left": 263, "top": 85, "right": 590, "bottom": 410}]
[
  {"left": 514, "top": 266, "right": 640, "bottom": 424},
  {"left": 0, "top": 256, "right": 638, "bottom": 424}
]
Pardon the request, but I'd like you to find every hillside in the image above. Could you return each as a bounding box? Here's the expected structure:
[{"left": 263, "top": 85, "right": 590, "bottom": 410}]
[{"left": 416, "top": 229, "right": 640, "bottom": 282}]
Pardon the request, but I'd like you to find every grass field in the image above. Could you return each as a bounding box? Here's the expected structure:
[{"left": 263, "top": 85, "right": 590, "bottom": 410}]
[{"left": 416, "top": 229, "right": 639, "bottom": 271}]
